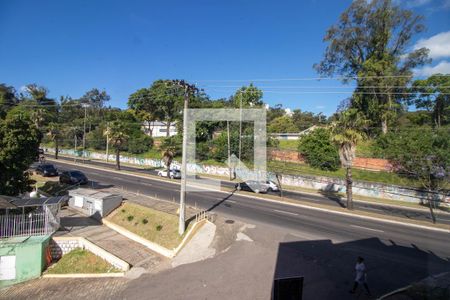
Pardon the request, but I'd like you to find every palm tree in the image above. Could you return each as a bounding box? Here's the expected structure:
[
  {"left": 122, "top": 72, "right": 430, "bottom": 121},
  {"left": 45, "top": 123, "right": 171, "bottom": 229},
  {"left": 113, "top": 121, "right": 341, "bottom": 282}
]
[
  {"left": 47, "top": 123, "right": 62, "bottom": 159},
  {"left": 331, "top": 109, "right": 367, "bottom": 210},
  {"left": 104, "top": 121, "right": 129, "bottom": 170}
]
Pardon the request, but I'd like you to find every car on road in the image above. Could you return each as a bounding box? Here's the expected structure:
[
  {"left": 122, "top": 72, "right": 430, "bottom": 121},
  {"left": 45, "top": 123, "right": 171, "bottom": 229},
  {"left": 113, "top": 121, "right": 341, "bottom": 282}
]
[
  {"left": 235, "top": 180, "right": 269, "bottom": 194},
  {"left": 157, "top": 169, "right": 181, "bottom": 179},
  {"left": 266, "top": 180, "right": 279, "bottom": 192},
  {"left": 36, "top": 164, "right": 58, "bottom": 177},
  {"left": 59, "top": 170, "right": 89, "bottom": 185}
]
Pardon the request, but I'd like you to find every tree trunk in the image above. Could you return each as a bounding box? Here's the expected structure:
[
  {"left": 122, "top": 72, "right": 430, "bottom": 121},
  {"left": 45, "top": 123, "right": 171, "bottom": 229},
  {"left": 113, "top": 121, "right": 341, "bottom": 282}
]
[
  {"left": 346, "top": 166, "right": 353, "bottom": 210},
  {"left": 116, "top": 148, "right": 120, "bottom": 170},
  {"left": 55, "top": 139, "right": 59, "bottom": 160},
  {"left": 427, "top": 190, "right": 436, "bottom": 224},
  {"left": 166, "top": 122, "right": 171, "bottom": 137},
  {"left": 381, "top": 118, "right": 388, "bottom": 135},
  {"left": 167, "top": 161, "right": 171, "bottom": 178},
  {"left": 275, "top": 173, "right": 283, "bottom": 198}
]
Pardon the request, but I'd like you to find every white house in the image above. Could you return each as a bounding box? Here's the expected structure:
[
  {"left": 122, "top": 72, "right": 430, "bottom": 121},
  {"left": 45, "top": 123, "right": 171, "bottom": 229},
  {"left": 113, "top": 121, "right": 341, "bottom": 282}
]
[{"left": 142, "top": 121, "right": 178, "bottom": 138}]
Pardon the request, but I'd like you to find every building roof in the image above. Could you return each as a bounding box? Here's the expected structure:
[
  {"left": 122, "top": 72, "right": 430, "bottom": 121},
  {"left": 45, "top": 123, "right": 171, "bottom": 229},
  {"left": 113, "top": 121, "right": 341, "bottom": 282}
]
[
  {"left": 68, "top": 188, "right": 120, "bottom": 200},
  {"left": 0, "top": 195, "right": 18, "bottom": 209},
  {"left": 8, "top": 196, "right": 68, "bottom": 207},
  {"left": 143, "top": 121, "right": 178, "bottom": 126}
]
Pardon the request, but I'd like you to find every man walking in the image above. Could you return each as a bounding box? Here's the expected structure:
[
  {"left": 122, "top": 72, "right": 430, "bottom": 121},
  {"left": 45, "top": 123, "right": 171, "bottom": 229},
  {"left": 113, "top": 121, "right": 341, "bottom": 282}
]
[{"left": 349, "top": 256, "right": 371, "bottom": 296}]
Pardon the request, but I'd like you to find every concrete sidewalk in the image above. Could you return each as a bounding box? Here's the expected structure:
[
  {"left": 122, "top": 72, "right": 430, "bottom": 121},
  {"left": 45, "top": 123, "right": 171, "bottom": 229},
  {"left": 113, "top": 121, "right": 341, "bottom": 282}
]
[{"left": 56, "top": 207, "right": 168, "bottom": 270}]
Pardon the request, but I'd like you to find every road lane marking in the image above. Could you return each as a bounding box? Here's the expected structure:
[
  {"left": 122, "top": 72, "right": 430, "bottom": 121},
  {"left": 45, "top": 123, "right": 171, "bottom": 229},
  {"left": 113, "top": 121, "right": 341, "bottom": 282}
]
[
  {"left": 350, "top": 224, "right": 384, "bottom": 233},
  {"left": 227, "top": 200, "right": 237, "bottom": 204},
  {"left": 274, "top": 209, "right": 299, "bottom": 216}
]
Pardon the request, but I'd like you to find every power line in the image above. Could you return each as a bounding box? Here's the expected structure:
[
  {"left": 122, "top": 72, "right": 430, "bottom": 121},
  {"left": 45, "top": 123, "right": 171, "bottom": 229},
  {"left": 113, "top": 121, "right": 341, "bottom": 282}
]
[{"left": 193, "top": 74, "right": 450, "bottom": 82}]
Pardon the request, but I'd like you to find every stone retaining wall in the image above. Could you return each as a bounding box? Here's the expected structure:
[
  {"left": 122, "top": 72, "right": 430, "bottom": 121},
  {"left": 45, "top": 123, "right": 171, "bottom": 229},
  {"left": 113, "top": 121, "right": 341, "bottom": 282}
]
[{"left": 50, "top": 237, "right": 129, "bottom": 271}]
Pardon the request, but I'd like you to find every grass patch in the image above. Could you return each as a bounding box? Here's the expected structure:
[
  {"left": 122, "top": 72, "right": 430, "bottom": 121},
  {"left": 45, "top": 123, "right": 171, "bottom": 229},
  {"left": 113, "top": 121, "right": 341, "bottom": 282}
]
[
  {"left": 46, "top": 248, "right": 120, "bottom": 274},
  {"left": 277, "top": 140, "right": 299, "bottom": 151},
  {"left": 108, "top": 202, "right": 187, "bottom": 249},
  {"left": 268, "top": 160, "right": 422, "bottom": 188}
]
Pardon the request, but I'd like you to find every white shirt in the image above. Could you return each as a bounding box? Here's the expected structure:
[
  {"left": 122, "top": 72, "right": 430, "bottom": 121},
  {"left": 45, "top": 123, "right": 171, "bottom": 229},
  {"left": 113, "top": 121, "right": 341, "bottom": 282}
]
[{"left": 355, "top": 262, "right": 366, "bottom": 283}]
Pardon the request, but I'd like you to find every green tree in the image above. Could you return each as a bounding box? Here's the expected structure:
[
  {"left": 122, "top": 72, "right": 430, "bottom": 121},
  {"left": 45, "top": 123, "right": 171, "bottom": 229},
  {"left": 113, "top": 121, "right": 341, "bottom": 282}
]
[
  {"left": 80, "top": 88, "right": 110, "bottom": 109},
  {"left": 268, "top": 116, "right": 298, "bottom": 133},
  {"left": 298, "top": 128, "right": 340, "bottom": 171},
  {"left": 315, "top": 0, "right": 430, "bottom": 134},
  {"left": 0, "top": 84, "right": 17, "bottom": 118},
  {"left": 47, "top": 122, "right": 63, "bottom": 159},
  {"left": 292, "top": 109, "right": 324, "bottom": 131},
  {"left": 267, "top": 104, "right": 286, "bottom": 123},
  {"left": 0, "top": 114, "right": 41, "bottom": 195},
  {"left": 383, "top": 128, "right": 450, "bottom": 223},
  {"left": 331, "top": 109, "right": 367, "bottom": 210},
  {"left": 411, "top": 74, "right": 450, "bottom": 128},
  {"left": 104, "top": 121, "right": 130, "bottom": 170},
  {"left": 160, "top": 135, "right": 182, "bottom": 177},
  {"left": 231, "top": 84, "right": 263, "bottom": 108}
]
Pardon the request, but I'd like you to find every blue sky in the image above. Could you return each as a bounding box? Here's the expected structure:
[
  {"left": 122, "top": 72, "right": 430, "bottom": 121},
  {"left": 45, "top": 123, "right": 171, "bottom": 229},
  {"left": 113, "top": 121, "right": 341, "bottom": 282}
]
[{"left": 1, "top": 0, "right": 449, "bottom": 116}]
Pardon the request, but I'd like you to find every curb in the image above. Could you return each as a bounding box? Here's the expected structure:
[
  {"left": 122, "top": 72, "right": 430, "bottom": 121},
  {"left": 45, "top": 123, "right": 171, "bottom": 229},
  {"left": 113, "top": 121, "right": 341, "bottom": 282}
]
[
  {"left": 47, "top": 158, "right": 450, "bottom": 234},
  {"left": 42, "top": 272, "right": 125, "bottom": 278},
  {"left": 102, "top": 217, "right": 207, "bottom": 258}
]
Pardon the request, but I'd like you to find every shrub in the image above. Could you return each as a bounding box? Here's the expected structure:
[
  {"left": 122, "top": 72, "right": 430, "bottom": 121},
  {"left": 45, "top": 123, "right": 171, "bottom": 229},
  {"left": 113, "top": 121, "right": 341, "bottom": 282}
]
[
  {"left": 128, "top": 134, "right": 153, "bottom": 154},
  {"left": 121, "top": 209, "right": 126, "bottom": 213},
  {"left": 127, "top": 215, "right": 134, "bottom": 222},
  {"left": 156, "top": 224, "right": 163, "bottom": 231},
  {"left": 298, "top": 128, "right": 340, "bottom": 171},
  {"left": 142, "top": 218, "right": 148, "bottom": 224}
]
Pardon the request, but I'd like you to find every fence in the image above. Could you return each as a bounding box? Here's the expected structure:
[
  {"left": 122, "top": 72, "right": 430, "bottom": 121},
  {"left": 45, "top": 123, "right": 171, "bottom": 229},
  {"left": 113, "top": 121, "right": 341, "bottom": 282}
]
[{"left": 0, "top": 207, "right": 60, "bottom": 239}]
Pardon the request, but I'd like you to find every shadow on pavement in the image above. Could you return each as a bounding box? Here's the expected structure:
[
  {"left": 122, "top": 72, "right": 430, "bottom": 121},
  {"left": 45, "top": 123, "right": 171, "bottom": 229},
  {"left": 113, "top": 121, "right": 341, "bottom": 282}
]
[
  {"left": 317, "top": 190, "right": 346, "bottom": 208},
  {"left": 272, "top": 237, "right": 450, "bottom": 300}
]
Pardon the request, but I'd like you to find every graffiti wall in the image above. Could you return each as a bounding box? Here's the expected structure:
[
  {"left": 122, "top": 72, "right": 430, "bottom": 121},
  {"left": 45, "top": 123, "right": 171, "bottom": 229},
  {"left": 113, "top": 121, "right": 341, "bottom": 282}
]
[{"left": 47, "top": 148, "right": 448, "bottom": 206}]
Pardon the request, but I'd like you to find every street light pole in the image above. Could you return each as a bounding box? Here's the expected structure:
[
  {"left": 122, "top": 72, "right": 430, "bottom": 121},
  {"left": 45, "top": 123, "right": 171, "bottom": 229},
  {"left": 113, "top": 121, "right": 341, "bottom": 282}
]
[
  {"left": 82, "top": 103, "right": 89, "bottom": 161},
  {"left": 179, "top": 85, "right": 189, "bottom": 235}
]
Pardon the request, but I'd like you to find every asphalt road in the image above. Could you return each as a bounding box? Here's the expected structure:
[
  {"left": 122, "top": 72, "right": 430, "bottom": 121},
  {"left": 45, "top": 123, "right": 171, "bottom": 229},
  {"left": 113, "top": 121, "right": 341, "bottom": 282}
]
[
  {"left": 43, "top": 158, "right": 450, "bottom": 258},
  {"left": 46, "top": 154, "right": 450, "bottom": 225}
]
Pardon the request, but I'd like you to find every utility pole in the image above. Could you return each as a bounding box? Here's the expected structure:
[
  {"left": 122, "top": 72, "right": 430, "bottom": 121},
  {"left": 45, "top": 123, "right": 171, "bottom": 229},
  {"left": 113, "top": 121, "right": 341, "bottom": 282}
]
[
  {"left": 227, "top": 120, "right": 232, "bottom": 180},
  {"left": 178, "top": 80, "right": 197, "bottom": 235},
  {"left": 238, "top": 91, "right": 242, "bottom": 189},
  {"left": 105, "top": 124, "right": 110, "bottom": 163},
  {"left": 82, "top": 103, "right": 89, "bottom": 161}
]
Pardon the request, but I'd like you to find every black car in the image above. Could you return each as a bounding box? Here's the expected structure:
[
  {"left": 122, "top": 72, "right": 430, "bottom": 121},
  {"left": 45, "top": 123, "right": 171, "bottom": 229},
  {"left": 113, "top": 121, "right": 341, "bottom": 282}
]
[
  {"left": 235, "top": 180, "right": 269, "bottom": 194},
  {"left": 36, "top": 164, "right": 58, "bottom": 177},
  {"left": 59, "top": 170, "right": 88, "bottom": 185}
]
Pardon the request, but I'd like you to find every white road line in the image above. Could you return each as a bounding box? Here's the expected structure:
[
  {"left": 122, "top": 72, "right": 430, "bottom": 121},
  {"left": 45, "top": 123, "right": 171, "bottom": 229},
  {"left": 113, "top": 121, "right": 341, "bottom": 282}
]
[
  {"left": 90, "top": 172, "right": 100, "bottom": 176},
  {"left": 274, "top": 209, "right": 299, "bottom": 216},
  {"left": 350, "top": 224, "right": 384, "bottom": 233},
  {"left": 112, "top": 176, "right": 122, "bottom": 180},
  {"left": 227, "top": 200, "right": 237, "bottom": 204}
]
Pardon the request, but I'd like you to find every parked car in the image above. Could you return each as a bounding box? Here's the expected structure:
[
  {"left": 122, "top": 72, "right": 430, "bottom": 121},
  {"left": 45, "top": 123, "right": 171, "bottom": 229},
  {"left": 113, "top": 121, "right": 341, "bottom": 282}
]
[
  {"left": 235, "top": 180, "right": 269, "bottom": 194},
  {"left": 266, "top": 180, "right": 279, "bottom": 192},
  {"left": 157, "top": 169, "right": 181, "bottom": 179},
  {"left": 36, "top": 164, "right": 58, "bottom": 177},
  {"left": 59, "top": 170, "right": 88, "bottom": 185}
]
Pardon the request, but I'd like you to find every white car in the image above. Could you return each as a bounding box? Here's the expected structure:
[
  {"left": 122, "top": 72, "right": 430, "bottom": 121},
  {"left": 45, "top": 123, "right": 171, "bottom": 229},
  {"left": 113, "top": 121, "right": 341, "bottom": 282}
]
[
  {"left": 266, "top": 180, "right": 279, "bottom": 192},
  {"left": 157, "top": 169, "right": 181, "bottom": 179}
]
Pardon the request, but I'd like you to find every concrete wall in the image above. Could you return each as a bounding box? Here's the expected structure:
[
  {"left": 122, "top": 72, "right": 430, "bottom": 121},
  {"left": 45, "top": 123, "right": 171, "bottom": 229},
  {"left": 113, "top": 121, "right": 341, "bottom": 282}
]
[
  {"left": 50, "top": 237, "right": 129, "bottom": 271},
  {"left": 46, "top": 148, "right": 449, "bottom": 206},
  {"left": 0, "top": 235, "right": 50, "bottom": 288}
]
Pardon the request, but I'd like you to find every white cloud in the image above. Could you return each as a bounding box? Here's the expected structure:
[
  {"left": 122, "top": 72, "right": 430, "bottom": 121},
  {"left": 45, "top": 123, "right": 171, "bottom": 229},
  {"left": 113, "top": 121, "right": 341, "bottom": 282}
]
[
  {"left": 444, "top": 0, "right": 450, "bottom": 8},
  {"left": 414, "top": 31, "right": 450, "bottom": 59},
  {"left": 415, "top": 60, "right": 450, "bottom": 76}
]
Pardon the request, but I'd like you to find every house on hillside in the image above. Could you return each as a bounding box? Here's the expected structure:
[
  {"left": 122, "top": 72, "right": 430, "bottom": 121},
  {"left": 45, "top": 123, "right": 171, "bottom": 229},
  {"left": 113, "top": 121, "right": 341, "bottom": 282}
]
[
  {"left": 142, "top": 121, "right": 178, "bottom": 138},
  {"left": 270, "top": 125, "right": 320, "bottom": 140}
]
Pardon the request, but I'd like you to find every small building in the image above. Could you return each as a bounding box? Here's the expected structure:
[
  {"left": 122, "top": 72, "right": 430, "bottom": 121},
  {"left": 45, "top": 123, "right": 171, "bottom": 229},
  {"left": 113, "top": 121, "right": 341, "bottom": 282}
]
[
  {"left": 68, "top": 189, "right": 122, "bottom": 220},
  {"left": 270, "top": 125, "right": 320, "bottom": 140},
  {"left": 142, "top": 121, "right": 178, "bottom": 138}
]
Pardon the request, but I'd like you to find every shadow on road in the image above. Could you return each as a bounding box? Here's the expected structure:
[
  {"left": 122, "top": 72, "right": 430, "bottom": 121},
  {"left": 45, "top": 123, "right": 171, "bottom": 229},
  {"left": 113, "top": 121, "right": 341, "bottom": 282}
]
[
  {"left": 317, "top": 190, "right": 346, "bottom": 208},
  {"left": 272, "top": 237, "right": 450, "bottom": 300}
]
